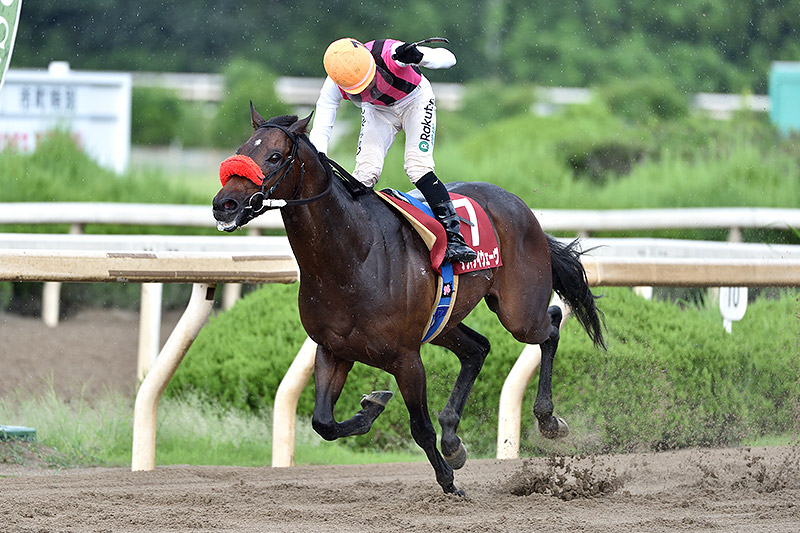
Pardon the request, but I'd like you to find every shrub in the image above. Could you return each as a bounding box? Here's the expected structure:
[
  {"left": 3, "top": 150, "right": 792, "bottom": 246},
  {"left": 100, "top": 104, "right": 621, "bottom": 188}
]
[
  {"left": 170, "top": 283, "right": 800, "bottom": 457},
  {"left": 213, "top": 59, "right": 289, "bottom": 149},
  {"left": 596, "top": 76, "right": 690, "bottom": 123},
  {"left": 131, "top": 87, "right": 183, "bottom": 145},
  {"left": 460, "top": 80, "right": 536, "bottom": 126}
]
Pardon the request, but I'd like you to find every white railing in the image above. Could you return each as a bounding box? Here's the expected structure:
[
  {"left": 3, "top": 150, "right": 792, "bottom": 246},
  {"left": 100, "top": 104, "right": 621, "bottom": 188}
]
[
  {"left": 0, "top": 232, "right": 292, "bottom": 375},
  {"left": 5, "top": 203, "right": 796, "bottom": 238},
  {"left": 4, "top": 205, "right": 800, "bottom": 468},
  {"left": 3, "top": 203, "right": 798, "bottom": 386},
  {"left": 130, "top": 73, "right": 770, "bottom": 118},
  {"left": 534, "top": 207, "right": 800, "bottom": 242},
  {"left": 495, "top": 249, "right": 800, "bottom": 459},
  {"left": 0, "top": 203, "right": 284, "bottom": 327},
  {"left": 2, "top": 202, "right": 797, "bottom": 328},
  {"left": 4, "top": 203, "right": 798, "bottom": 327}
]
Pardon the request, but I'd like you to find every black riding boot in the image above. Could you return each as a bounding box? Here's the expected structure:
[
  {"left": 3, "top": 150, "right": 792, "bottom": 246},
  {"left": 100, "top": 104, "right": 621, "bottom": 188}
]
[{"left": 415, "top": 172, "right": 478, "bottom": 264}]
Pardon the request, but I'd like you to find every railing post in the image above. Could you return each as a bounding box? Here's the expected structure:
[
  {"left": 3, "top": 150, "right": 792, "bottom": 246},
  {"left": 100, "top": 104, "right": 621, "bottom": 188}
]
[
  {"left": 222, "top": 283, "right": 242, "bottom": 310},
  {"left": 132, "top": 283, "right": 216, "bottom": 471},
  {"left": 42, "top": 281, "right": 62, "bottom": 328},
  {"left": 137, "top": 282, "right": 163, "bottom": 381},
  {"left": 496, "top": 344, "right": 542, "bottom": 459},
  {"left": 496, "top": 294, "right": 570, "bottom": 460},
  {"left": 41, "top": 223, "right": 84, "bottom": 327},
  {"left": 271, "top": 337, "right": 317, "bottom": 467}
]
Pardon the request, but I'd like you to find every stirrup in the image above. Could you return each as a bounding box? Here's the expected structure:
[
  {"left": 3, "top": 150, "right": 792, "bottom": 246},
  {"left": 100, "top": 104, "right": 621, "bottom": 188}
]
[{"left": 444, "top": 239, "right": 477, "bottom": 263}]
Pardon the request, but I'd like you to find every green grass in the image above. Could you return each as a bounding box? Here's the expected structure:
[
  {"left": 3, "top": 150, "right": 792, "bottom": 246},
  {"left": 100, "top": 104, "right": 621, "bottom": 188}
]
[
  {"left": 0, "top": 133, "right": 211, "bottom": 206},
  {"left": 0, "top": 386, "right": 130, "bottom": 468},
  {"left": 0, "top": 386, "right": 423, "bottom": 470},
  {"left": 742, "top": 434, "right": 800, "bottom": 448}
]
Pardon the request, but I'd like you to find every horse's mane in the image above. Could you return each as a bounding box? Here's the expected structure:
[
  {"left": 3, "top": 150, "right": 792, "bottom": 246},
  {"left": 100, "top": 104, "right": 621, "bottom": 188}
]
[{"left": 267, "top": 115, "right": 299, "bottom": 127}]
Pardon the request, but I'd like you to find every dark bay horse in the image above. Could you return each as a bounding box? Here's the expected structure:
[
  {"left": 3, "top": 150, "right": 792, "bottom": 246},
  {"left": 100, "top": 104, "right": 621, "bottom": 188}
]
[{"left": 212, "top": 107, "right": 605, "bottom": 496}]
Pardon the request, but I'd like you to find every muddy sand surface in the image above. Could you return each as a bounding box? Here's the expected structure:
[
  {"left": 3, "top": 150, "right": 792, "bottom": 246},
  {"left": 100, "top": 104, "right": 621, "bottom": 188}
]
[
  {"left": 1, "top": 446, "right": 798, "bottom": 532},
  {"left": 2, "top": 310, "right": 799, "bottom": 532}
]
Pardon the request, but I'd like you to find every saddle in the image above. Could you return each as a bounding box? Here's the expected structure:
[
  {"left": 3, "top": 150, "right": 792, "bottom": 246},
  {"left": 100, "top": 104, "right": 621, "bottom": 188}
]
[{"left": 376, "top": 189, "right": 502, "bottom": 343}]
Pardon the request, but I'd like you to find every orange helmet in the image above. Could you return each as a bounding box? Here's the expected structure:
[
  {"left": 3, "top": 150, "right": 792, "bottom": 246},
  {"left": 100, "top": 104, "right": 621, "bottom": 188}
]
[{"left": 323, "top": 38, "right": 376, "bottom": 94}]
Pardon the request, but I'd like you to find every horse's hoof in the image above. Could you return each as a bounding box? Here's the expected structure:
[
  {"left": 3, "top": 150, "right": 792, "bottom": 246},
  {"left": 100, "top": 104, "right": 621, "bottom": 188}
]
[
  {"left": 360, "top": 390, "right": 393, "bottom": 409},
  {"left": 444, "top": 440, "right": 468, "bottom": 470},
  {"left": 538, "top": 416, "right": 570, "bottom": 439},
  {"left": 443, "top": 483, "right": 466, "bottom": 497}
]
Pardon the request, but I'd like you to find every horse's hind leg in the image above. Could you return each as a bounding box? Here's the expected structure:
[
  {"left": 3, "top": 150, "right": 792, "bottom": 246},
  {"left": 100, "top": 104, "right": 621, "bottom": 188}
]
[
  {"left": 311, "top": 345, "right": 392, "bottom": 441},
  {"left": 533, "top": 305, "right": 570, "bottom": 438},
  {"left": 432, "top": 324, "right": 491, "bottom": 469}
]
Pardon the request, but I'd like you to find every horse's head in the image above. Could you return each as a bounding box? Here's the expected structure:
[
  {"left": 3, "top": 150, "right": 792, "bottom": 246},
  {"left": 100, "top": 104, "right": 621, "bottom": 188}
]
[{"left": 212, "top": 103, "right": 313, "bottom": 232}]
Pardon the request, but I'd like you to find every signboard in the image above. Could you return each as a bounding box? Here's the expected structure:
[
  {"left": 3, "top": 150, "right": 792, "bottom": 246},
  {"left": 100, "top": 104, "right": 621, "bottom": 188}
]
[
  {"left": 719, "top": 286, "right": 748, "bottom": 333},
  {"left": 0, "top": 0, "right": 22, "bottom": 93},
  {"left": 0, "top": 62, "right": 131, "bottom": 173},
  {"left": 769, "top": 62, "right": 800, "bottom": 135}
]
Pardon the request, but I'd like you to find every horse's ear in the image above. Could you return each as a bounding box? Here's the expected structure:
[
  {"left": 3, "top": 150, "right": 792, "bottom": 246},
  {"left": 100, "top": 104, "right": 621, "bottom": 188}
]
[
  {"left": 250, "top": 101, "right": 267, "bottom": 130},
  {"left": 289, "top": 112, "right": 314, "bottom": 135}
]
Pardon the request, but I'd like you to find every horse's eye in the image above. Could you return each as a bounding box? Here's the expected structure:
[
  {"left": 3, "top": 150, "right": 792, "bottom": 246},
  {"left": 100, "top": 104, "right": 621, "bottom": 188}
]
[{"left": 266, "top": 153, "right": 282, "bottom": 164}]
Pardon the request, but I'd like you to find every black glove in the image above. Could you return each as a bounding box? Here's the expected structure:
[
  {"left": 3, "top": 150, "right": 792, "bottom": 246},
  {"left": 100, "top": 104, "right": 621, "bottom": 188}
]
[{"left": 392, "top": 42, "right": 424, "bottom": 64}]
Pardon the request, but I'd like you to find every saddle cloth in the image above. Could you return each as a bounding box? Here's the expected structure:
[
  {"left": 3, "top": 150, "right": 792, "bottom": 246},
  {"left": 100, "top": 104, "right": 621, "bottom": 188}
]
[
  {"left": 375, "top": 189, "right": 502, "bottom": 343},
  {"left": 376, "top": 189, "right": 502, "bottom": 275}
]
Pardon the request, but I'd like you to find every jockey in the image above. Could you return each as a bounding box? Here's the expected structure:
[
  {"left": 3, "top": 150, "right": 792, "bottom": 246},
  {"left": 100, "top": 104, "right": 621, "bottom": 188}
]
[{"left": 309, "top": 37, "right": 477, "bottom": 264}]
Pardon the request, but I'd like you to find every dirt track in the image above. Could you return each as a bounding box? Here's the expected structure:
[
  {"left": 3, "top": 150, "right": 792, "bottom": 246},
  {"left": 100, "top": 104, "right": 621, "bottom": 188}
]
[
  {"left": 2, "top": 310, "right": 800, "bottom": 532},
  {"left": 1, "top": 447, "right": 799, "bottom": 532}
]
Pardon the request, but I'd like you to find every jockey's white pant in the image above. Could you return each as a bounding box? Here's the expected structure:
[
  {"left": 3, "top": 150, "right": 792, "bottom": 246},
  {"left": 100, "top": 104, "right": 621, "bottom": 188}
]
[{"left": 353, "top": 81, "right": 437, "bottom": 187}]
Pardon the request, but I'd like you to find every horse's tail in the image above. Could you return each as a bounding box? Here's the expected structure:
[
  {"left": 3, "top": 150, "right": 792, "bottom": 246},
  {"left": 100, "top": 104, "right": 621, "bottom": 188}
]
[{"left": 546, "top": 234, "right": 606, "bottom": 350}]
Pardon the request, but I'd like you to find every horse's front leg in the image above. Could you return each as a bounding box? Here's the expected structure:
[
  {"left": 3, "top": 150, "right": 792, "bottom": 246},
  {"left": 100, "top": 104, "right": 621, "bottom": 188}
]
[
  {"left": 533, "top": 305, "right": 570, "bottom": 438},
  {"left": 311, "top": 344, "right": 392, "bottom": 441},
  {"left": 394, "top": 353, "right": 463, "bottom": 496},
  {"left": 432, "top": 324, "right": 491, "bottom": 470}
]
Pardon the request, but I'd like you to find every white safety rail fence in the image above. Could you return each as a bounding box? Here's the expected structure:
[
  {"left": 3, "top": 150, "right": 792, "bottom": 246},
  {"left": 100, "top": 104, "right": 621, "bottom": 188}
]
[
  {"left": 0, "top": 202, "right": 284, "bottom": 327},
  {"left": 495, "top": 238, "right": 800, "bottom": 460},
  {"left": 0, "top": 234, "right": 298, "bottom": 472},
  {"left": 6, "top": 204, "right": 796, "bottom": 236},
  {"left": 4, "top": 203, "right": 800, "bottom": 328},
  {"left": 131, "top": 73, "right": 771, "bottom": 119},
  {"left": 534, "top": 207, "right": 800, "bottom": 242}
]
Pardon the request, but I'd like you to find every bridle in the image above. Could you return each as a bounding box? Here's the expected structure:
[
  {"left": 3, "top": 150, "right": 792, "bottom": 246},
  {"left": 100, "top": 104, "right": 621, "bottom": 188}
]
[
  {"left": 232, "top": 122, "right": 370, "bottom": 228},
  {"left": 235, "top": 123, "right": 334, "bottom": 226}
]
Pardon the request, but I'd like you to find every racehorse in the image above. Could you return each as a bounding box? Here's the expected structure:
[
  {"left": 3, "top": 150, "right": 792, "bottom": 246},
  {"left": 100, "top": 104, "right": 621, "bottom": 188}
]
[{"left": 212, "top": 106, "right": 605, "bottom": 496}]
